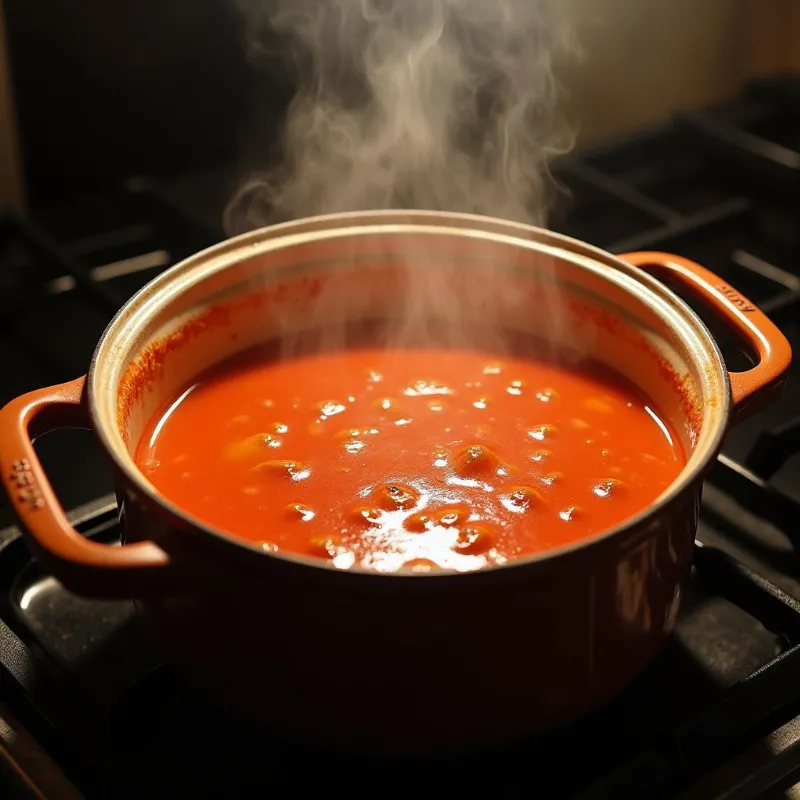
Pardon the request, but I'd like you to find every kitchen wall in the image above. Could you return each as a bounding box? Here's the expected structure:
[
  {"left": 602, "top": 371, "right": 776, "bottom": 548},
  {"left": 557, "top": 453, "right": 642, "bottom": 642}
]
[
  {"left": 561, "top": 0, "right": 750, "bottom": 145},
  {"left": 0, "top": 0, "right": 794, "bottom": 211},
  {"left": 564, "top": 0, "right": 800, "bottom": 146}
]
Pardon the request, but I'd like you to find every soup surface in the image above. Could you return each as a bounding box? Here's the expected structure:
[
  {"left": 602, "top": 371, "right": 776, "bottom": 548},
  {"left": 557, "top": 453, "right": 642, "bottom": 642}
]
[{"left": 136, "top": 337, "right": 685, "bottom": 573}]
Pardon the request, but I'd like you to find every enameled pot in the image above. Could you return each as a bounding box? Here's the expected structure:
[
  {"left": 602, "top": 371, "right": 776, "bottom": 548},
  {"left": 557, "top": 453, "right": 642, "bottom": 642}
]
[{"left": 0, "top": 211, "right": 791, "bottom": 755}]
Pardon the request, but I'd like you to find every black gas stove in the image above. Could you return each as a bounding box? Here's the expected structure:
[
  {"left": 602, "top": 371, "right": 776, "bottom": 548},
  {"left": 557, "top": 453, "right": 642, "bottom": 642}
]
[{"left": 0, "top": 77, "right": 799, "bottom": 799}]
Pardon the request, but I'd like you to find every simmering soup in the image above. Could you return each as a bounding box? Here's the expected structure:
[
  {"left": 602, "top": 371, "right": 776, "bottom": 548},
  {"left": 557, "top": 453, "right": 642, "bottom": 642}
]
[{"left": 136, "top": 333, "right": 686, "bottom": 573}]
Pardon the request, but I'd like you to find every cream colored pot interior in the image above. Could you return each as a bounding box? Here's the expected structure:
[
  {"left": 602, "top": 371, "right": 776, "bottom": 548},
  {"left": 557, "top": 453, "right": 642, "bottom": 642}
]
[{"left": 88, "top": 212, "right": 729, "bottom": 508}]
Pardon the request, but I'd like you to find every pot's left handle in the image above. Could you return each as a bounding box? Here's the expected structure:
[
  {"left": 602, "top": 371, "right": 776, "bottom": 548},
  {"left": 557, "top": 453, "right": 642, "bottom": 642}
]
[{"left": 0, "top": 377, "right": 171, "bottom": 598}]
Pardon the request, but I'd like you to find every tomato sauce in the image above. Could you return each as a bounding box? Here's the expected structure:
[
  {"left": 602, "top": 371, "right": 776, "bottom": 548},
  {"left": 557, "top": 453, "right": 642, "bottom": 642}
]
[{"left": 136, "top": 334, "right": 685, "bottom": 573}]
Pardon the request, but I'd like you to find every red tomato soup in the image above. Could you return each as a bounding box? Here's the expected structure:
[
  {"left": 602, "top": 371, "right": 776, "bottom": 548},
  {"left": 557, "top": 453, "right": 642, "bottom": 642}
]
[{"left": 136, "top": 337, "right": 686, "bottom": 573}]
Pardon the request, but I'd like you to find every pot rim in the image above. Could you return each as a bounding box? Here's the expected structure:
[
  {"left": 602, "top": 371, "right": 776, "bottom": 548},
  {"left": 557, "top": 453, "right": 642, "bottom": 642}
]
[{"left": 87, "top": 210, "right": 730, "bottom": 578}]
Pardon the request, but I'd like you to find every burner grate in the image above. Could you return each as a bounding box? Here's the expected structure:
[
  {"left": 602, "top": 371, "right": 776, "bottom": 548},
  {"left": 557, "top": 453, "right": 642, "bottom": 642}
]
[
  {"left": 747, "top": 416, "right": 800, "bottom": 480},
  {"left": 707, "top": 456, "right": 800, "bottom": 543},
  {"left": 676, "top": 77, "right": 800, "bottom": 194}
]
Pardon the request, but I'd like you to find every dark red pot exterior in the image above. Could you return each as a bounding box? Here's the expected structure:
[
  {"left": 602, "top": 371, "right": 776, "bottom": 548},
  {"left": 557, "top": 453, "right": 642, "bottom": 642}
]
[{"left": 119, "top": 482, "right": 698, "bottom": 754}]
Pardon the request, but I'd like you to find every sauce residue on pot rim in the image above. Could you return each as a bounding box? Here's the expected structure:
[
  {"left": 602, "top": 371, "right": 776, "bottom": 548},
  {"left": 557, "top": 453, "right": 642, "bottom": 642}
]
[{"left": 135, "top": 335, "right": 686, "bottom": 573}]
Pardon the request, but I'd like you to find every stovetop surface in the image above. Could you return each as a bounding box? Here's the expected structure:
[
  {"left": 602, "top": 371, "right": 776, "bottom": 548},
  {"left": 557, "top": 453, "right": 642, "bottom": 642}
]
[{"left": 1, "top": 76, "right": 800, "bottom": 798}]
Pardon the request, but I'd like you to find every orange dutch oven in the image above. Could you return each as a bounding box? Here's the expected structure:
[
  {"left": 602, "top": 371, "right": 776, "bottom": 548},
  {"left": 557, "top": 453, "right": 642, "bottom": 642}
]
[{"left": 0, "top": 211, "right": 792, "bottom": 754}]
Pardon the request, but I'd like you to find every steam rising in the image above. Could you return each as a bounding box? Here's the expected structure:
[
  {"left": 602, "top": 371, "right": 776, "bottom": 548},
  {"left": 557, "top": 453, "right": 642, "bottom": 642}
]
[
  {"left": 226, "top": 0, "right": 577, "bottom": 359},
  {"left": 226, "top": 0, "right": 574, "bottom": 229}
]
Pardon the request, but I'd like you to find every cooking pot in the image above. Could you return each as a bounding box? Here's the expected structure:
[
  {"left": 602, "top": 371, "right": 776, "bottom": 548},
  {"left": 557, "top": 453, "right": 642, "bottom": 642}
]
[{"left": 0, "top": 211, "right": 791, "bottom": 755}]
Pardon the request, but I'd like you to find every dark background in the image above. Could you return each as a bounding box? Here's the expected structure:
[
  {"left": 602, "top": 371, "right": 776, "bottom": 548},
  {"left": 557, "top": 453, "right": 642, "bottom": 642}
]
[{"left": 4, "top": 0, "right": 292, "bottom": 209}]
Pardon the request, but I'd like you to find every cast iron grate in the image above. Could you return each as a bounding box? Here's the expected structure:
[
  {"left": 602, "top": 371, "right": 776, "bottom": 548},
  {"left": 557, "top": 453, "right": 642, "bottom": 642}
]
[{"left": 0, "top": 182, "right": 222, "bottom": 385}]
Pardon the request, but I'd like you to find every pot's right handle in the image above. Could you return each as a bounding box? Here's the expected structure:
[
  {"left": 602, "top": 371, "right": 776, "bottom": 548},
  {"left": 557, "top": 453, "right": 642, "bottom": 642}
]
[
  {"left": 618, "top": 252, "right": 792, "bottom": 424},
  {"left": 0, "top": 377, "right": 171, "bottom": 598}
]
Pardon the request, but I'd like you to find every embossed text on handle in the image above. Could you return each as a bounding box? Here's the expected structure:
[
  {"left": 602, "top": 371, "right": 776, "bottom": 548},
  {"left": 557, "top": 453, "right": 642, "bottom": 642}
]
[
  {"left": 717, "top": 283, "right": 755, "bottom": 313},
  {"left": 9, "top": 458, "right": 45, "bottom": 510}
]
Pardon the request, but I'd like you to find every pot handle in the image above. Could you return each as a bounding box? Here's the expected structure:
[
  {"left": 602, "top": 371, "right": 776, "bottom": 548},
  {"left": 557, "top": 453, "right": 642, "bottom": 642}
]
[
  {"left": 618, "top": 251, "right": 792, "bottom": 423},
  {"left": 0, "top": 377, "right": 171, "bottom": 598}
]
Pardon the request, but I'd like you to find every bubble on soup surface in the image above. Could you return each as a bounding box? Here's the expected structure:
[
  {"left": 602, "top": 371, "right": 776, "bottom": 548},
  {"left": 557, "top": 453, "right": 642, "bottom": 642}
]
[
  {"left": 335, "top": 427, "right": 379, "bottom": 441},
  {"left": 539, "top": 472, "right": 564, "bottom": 487},
  {"left": 260, "top": 541, "right": 280, "bottom": 553},
  {"left": 285, "top": 503, "right": 315, "bottom": 522},
  {"left": 482, "top": 363, "right": 503, "bottom": 375},
  {"left": 402, "top": 558, "right": 440, "bottom": 572},
  {"left": 453, "top": 444, "right": 501, "bottom": 477},
  {"left": 453, "top": 524, "right": 495, "bottom": 555},
  {"left": 506, "top": 380, "right": 525, "bottom": 396},
  {"left": 433, "top": 448, "right": 449, "bottom": 468},
  {"left": 428, "top": 399, "right": 447, "bottom": 412},
  {"left": 592, "top": 478, "right": 627, "bottom": 499},
  {"left": 254, "top": 460, "right": 311, "bottom": 482},
  {"left": 308, "top": 536, "right": 344, "bottom": 559},
  {"left": 559, "top": 506, "right": 583, "bottom": 522},
  {"left": 536, "top": 388, "right": 558, "bottom": 403},
  {"left": 373, "top": 483, "right": 419, "bottom": 511},
  {"left": 349, "top": 506, "right": 383, "bottom": 527},
  {"left": 372, "top": 397, "right": 404, "bottom": 418},
  {"left": 225, "top": 433, "right": 281, "bottom": 460},
  {"left": 529, "top": 449, "right": 552, "bottom": 463},
  {"left": 528, "top": 425, "right": 557, "bottom": 442},
  {"left": 434, "top": 506, "right": 470, "bottom": 527},
  {"left": 504, "top": 485, "right": 543, "bottom": 512},
  {"left": 404, "top": 379, "right": 452, "bottom": 397},
  {"left": 317, "top": 401, "right": 347, "bottom": 419},
  {"left": 339, "top": 427, "right": 379, "bottom": 455},
  {"left": 472, "top": 397, "right": 489, "bottom": 410},
  {"left": 404, "top": 512, "right": 432, "bottom": 533}
]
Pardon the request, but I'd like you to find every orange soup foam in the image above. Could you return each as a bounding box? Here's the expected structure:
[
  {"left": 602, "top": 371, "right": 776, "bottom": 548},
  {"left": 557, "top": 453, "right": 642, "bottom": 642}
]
[{"left": 136, "top": 336, "right": 685, "bottom": 573}]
